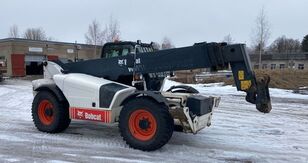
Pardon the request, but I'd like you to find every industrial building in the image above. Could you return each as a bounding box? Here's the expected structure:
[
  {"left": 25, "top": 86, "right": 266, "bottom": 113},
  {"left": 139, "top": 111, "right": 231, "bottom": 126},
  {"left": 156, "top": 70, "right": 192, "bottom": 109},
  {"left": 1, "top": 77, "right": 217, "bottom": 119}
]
[
  {"left": 0, "top": 38, "right": 102, "bottom": 77},
  {"left": 250, "top": 53, "right": 308, "bottom": 70}
]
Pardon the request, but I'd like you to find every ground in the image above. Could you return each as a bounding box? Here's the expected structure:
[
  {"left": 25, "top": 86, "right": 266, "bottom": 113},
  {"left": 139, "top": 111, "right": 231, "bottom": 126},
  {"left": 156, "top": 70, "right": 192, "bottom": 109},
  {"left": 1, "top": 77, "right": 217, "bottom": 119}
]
[{"left": 0, "top": 79, "right": 307, "bottom": 163}]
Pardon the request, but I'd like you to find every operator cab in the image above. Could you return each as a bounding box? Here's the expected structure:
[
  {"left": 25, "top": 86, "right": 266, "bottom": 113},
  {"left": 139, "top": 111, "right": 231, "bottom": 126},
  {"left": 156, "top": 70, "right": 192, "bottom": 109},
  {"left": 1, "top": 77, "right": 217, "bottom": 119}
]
[
  {"left": 101, "top": 40, "right": 155, "bottom": 59},
  {"left": 100, "top": 40, "right": 164, "bottom": 91}
]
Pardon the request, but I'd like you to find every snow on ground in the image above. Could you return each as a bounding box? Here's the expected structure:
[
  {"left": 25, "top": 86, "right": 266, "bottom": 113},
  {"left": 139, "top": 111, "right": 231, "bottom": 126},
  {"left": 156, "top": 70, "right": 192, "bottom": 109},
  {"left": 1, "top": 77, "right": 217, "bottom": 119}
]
[{"left": 0, "top": 79, "right": 307, "bottom": 163}]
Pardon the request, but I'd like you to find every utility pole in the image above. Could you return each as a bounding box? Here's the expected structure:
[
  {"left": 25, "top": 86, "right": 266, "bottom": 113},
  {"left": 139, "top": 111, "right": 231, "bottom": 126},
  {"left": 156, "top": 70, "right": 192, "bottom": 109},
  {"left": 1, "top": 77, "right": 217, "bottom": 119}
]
[
  {"left": 259, "top": 43, "right": 262, "bottom": 69},
  {"left": 74, "top": 41, "right": 80, "bottom": 62}
]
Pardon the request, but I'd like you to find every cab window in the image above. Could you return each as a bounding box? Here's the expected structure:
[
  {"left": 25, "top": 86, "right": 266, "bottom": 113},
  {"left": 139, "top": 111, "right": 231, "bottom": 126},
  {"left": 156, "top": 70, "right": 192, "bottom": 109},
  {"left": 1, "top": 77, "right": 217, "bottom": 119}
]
[{"left": 103, "top": 45, "right": 133, "bottom": 58}]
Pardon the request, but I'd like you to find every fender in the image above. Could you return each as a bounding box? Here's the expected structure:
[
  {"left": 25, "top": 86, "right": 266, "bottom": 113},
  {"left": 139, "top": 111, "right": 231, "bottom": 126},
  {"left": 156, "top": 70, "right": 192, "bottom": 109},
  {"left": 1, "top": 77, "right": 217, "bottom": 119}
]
[
  {"left": 121, "top": 91, "right": 168, "bottom": 106},
  {"left": 32, "top": 79, "right": 67, "bottom": 102}
]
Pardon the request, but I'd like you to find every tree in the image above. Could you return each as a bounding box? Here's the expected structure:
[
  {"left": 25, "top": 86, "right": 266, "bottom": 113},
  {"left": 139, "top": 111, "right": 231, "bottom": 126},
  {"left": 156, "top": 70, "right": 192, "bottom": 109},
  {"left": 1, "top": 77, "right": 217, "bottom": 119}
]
[
  {"left": 8, "top": 25, "right": 19, "bottom": 38},
  {"left": 85, "top": 20, "right": 105, "bottom": 46},
  {"left": 105, "top": 16, "right": 120, "bottom": 42},
  {"left": 151, "top": 42, "right": 161, "bottom": 50},
  {"left": 23, "top": 28, "right": 47, "bottom": 40},
  {"left": 222, "top": 34, "right": 234, "bottom": 44},
  {"left": 302, "top": 35, "right": 308, "bottom": 52},
  {"left": 85, "top": 17, "right": 121, "bottom": 45},
  {"left": 251, "top": 7, "right": 271, "bottom": 68},
  {"left": 269, "top": 36, "right": 301, "bottom": 53},
  {"left": 161, "top": 37, "right": 175, "bottom": 49},
  {"left": 85, "top": 17, "right": 121, "bottom": 56}
]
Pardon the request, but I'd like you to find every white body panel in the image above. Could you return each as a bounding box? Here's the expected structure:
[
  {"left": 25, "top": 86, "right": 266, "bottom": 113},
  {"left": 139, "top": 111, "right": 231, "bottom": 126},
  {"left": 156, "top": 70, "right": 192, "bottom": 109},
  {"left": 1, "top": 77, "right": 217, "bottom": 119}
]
[
  {"left": 52, "top": 73, "right": 136, "bottom": 123},
  {"left": 44, "top": 61, "right": 63, "bottom": 79},
  {"left": 54, "top": 73, "right": 112, "bottom": 110},
  {"left": 53, "top": 73, "right": 136, "bottom": 110},
  {"left": 33, "top": 61, "right": 219, "bottom": 134},
  {"left": 35, "top": 62, "right": 136, "bottom": 123}
]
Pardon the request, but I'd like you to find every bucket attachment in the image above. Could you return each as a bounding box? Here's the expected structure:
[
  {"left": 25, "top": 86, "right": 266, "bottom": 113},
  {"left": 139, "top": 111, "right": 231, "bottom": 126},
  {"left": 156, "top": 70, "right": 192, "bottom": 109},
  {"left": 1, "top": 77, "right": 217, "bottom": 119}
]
[{"left": 246, "top": 75, "right": 272, "bottom": 113}]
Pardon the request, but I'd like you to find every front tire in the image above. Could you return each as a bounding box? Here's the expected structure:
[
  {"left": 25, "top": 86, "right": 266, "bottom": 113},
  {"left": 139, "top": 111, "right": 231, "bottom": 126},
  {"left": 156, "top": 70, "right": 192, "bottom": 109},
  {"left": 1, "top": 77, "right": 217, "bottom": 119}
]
[
  {"left": 32, "top": 91, "right": 71, "bottom": 133},
  {"left": 119, "top": 98, "right": 174, "bottom": 151}
]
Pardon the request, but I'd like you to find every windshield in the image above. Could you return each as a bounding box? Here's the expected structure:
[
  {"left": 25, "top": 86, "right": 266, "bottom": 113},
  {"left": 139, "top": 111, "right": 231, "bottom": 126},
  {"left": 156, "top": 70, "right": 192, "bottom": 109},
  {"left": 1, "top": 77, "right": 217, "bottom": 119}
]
[{"left": 103, "top": 45, "right": 134, "bottom": 58}]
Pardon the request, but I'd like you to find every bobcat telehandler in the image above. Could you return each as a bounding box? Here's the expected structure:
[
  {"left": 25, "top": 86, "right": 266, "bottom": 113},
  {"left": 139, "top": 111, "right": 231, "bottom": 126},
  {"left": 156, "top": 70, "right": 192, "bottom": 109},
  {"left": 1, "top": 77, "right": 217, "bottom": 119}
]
[{"left": 31, "top": 41, "right": 272, "bottom": 151}]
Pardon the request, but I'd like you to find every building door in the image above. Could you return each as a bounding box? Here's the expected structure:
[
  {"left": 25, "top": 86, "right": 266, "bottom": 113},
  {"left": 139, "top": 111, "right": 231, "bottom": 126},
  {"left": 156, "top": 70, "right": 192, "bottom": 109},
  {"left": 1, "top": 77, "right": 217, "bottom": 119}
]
[
  {"left": 11, "top": 54, "right": 25, "bottom": 77},
  {"left": 25, "top": 55, "right": 45, "bottom": 75}
]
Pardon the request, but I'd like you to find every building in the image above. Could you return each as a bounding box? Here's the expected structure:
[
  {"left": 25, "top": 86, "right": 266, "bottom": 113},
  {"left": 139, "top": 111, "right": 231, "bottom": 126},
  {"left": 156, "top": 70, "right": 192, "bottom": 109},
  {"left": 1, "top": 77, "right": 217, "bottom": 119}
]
[
  {"left": 0, "top": 38, "right": 102, "bottom": 77},
  {"left": 250, "top": 53, "right": 308, "bottom": 70}
]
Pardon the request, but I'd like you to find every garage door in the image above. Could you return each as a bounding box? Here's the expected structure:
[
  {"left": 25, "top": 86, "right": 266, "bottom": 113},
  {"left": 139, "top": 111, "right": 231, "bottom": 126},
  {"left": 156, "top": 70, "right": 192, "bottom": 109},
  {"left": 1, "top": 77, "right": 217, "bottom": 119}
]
[
  {"left": 47, "top": 55, "right": 58, "bottom": 61},
  {"left": 11, "top": 54, "right": 25, "bottom": 77},
  {"left": 25, "top": 55, "right": 46, "bottom": 62}
]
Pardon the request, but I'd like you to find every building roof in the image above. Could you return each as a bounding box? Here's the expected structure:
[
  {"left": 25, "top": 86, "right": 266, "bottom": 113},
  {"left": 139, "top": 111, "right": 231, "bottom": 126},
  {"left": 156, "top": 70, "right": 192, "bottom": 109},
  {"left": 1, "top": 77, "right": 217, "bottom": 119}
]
[
  {"left": 0, "top": 38, "right": 103, "bottom": 48},
  {"left": 250, "top": 53, "right": 308, "bottom": 61}
]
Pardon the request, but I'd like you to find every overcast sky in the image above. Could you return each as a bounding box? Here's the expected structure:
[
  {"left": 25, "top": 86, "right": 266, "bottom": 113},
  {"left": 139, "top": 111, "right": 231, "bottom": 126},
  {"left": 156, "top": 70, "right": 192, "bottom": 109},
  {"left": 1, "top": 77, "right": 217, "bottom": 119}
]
[{"left": 0, "top": 0, "right": 307, "bottom": 47}]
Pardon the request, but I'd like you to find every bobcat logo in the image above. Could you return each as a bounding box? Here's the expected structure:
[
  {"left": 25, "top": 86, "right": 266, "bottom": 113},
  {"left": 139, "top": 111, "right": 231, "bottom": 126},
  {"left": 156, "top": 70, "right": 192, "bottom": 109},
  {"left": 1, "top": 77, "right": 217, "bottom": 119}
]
[{"left": 77, "top": 111, "right": 84, "bottom": 118}]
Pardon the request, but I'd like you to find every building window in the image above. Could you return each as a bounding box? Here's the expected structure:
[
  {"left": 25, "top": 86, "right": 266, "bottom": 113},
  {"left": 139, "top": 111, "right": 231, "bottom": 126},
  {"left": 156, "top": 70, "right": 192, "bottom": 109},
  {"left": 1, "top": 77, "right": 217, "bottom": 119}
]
[
  {"left": 298, "top": 64, "right": 304, "bottom": 70},
  {"left": 0, "top": 56, "right": 6, "bottom": 67},
  {"left": 289, "top": 62, "right": 295, "bottom": 69},
  {"left": 279, "top": 64, "right": 285, "bottom": 69},
  {"left": 271, "top": 64, "right": 276, "bottom": 70},
  {"left": 0, "top": 56, "right": 7, "bottom": 73},
  {"left": 262, "top": 64, "right": 267, "bottom": 69}
]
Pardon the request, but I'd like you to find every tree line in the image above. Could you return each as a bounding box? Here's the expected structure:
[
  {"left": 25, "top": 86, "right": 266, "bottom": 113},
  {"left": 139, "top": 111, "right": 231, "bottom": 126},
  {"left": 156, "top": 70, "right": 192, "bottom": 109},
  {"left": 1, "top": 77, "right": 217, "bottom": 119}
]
[
  {"left": 8, "top": 25, "right": 53, "bottom": 41},
  {"left": 84, "top": 17, "right": 174, "bottom": 50},
  {"left": 8, "top": 17, "right": 175, "bottom": 50},
  {"left": 223, "top": 6, "right": 308, "bottom": 55},
  {"left": 8, "top": 10, "right": 308, "bottom": 53}
]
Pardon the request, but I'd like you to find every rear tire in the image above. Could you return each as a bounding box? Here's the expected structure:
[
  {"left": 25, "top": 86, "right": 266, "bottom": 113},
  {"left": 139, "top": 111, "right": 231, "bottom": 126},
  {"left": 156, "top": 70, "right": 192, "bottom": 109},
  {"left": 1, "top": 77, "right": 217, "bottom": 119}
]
[
  {"left": 119, "top": 98, "right": 174, "bottom": 151},
  {"left": 32, "top": 91, "right": 71, "bottom": 133}
]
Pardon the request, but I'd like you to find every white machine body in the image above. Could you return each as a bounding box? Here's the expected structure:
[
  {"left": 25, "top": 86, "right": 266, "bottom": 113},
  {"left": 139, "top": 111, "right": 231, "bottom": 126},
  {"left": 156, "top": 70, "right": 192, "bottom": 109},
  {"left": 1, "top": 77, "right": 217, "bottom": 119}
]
[
  {"left": 33, "top": 61, "right": 136, "bottom": 123},
  {"left": 33, "top": 61, "right": 219, "bottom": 133}
]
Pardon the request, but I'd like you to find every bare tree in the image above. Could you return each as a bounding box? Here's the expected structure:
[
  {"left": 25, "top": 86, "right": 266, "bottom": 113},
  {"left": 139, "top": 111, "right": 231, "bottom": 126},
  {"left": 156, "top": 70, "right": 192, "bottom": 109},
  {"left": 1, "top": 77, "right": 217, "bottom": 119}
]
[
  {"left": 151, "top": 42, "right": 161, "bottom": 50},
  {"left": 269, "top": 36, "right": 301, "bottom": 53},
  {"left": 84, "top": 17, "right": 121, "bottom": 56},
  {"left": 8, "top": 25, "right": 19, "bottom": 38},
  {"left": 105, "top": 16, "right": 120, "bottom": 42},
  {"left": 222, "top": 34, "right": 234, "bottom": 44},
  {"left": 161, "top": 37, "right": 175, "bottom": 49},
  {"left": 23, "top": 28, "right": 47, "bottom": 40},
  {"left": 85, "top": 20, "right": 105, "bottom": 56},
  {"left": 85, "top": 20, "right": 105, "bottom": 45},
  {"left": 251, "top": 7, "right": 271, "bottom": 68}
]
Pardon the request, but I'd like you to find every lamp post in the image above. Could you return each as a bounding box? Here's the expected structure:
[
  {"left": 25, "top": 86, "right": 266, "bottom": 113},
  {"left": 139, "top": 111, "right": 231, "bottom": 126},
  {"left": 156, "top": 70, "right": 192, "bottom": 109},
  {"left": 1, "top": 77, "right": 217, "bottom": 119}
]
[
  {"left": 45, "top": 44, "right": 49, "bottom": 60},
  {"left": 258, "top": 43, "right": 262, "bottom": 69},
  {"left": 74, "top": 41, "right": 81, "bottom": 62}
]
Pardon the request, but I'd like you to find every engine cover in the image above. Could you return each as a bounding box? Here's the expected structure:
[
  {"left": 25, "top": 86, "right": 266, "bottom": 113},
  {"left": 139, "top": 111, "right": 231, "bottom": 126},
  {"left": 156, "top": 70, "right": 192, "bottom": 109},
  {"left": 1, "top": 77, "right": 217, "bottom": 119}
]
[{"left": 53, "top": 73, "right": 136, "bottom": 110}]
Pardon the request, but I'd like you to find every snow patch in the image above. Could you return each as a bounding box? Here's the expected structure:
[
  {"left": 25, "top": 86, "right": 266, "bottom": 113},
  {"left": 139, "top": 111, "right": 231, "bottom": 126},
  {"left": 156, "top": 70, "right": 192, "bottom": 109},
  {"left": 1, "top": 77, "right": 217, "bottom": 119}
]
[
  {"left": 163, "top": 78, "right": 308, "bottom": 99},
  {"left": 5, "top": 158, "right": 20, "bottom": 162},
  {"left": 91, "top": 156, "right": 151, "bottom": 163},
  {"left": 0, "top": 79, "right": 307, "bottom": 163}
]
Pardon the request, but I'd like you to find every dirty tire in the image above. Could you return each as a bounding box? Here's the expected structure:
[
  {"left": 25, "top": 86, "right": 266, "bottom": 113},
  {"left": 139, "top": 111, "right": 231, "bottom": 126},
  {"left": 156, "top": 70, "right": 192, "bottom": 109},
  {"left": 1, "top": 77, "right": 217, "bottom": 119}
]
[
  {"left": 32, "top": 91, "right": 71, "bottom": 133},
  {"left": 119, "top": 98, "right": 174, "bottom": 151}
]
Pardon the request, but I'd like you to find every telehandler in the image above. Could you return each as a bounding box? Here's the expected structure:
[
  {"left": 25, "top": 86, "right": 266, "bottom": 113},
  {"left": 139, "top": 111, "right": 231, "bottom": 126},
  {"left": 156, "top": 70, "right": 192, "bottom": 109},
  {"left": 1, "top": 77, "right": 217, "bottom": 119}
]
[{"left": 32, "top": 41, "right": 271, "bottom": 151}]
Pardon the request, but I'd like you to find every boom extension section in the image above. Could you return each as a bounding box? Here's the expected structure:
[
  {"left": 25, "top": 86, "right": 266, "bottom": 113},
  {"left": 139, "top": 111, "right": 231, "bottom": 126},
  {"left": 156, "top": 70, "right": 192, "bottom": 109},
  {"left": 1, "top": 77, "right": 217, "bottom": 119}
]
[{"left": 59, "top": 42, "right": 272, "bottom": 113}]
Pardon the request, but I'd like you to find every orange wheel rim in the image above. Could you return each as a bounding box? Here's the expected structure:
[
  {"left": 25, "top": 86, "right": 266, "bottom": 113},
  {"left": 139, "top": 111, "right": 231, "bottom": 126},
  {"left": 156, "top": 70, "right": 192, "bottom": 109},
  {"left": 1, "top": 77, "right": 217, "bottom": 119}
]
[
  {"left": 128, "top": 109, "right": 157, "bottom": 141},
  {"left": 38, "top": 100, "right": 54, "bottom": 125}
]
